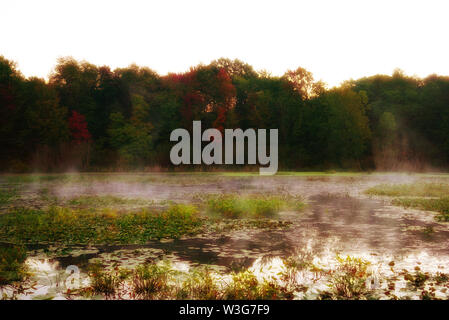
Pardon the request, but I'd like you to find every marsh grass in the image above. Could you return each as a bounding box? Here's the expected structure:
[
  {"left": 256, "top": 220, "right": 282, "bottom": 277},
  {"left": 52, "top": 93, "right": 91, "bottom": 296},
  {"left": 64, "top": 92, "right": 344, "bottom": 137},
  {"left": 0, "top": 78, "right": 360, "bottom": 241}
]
[
  {"left": 177, "top": 269, "right": 294, "bottom": 300},
  {"left": 280, "top": 254, "right": 314, "bottom": 291},
  {"left": 76, "top": 260, "right": 297, "bottom": 300},
  {"left": 366, "top": 183, "right": 449, "bottom": 221},
  {"left": 392, "top": 197, "right": 449, "bottom": 221},
  {"left": 84, "top": 263, "right": 130, "bottom": 298},
  {"left": 365, "top": 183, "right": 449, "bottom": 197},
  {"left": 203, "top": 193, "right": 305, "bottom": 219},
  {"left": 321, "top": 256, "right": 372, "bottom": 300},
  {"left": 176, "top": 268, "right": 221, "bottom": 300},
  {"left": 0, "top": 204, "right": 203, "bottom": 244},
  {"left": 131, "top": 262, "right": 174, "bottom": 299},
  {"left": 222, "top": 271, "right": 294, "bottom": 300},
  {"left": 0, "top": 245, "right": 28, "bottom": 286},
  {"left": 73, "top": 255, "right": 449, "bottom": 300}
]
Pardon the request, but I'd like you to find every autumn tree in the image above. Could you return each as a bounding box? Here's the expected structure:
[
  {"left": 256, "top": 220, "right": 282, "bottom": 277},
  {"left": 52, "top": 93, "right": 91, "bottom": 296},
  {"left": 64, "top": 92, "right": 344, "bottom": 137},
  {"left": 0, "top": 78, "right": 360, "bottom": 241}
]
[{"left": 282, "top": 67, "right": 325, "bottom": 100}]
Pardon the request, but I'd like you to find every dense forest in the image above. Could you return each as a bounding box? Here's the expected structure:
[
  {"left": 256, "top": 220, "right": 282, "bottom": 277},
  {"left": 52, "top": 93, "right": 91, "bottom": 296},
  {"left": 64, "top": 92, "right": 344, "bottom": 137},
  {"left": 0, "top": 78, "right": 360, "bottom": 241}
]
[{"left": 1, "top": 56, "right": 449, "bottom": 172}]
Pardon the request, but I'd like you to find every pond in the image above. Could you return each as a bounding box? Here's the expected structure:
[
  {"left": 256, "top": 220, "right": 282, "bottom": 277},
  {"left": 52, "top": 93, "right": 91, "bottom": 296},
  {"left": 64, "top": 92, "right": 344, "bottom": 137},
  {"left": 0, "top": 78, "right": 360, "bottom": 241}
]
[{"left": 1, "top": 172, "right": 448, "bottom": 299}]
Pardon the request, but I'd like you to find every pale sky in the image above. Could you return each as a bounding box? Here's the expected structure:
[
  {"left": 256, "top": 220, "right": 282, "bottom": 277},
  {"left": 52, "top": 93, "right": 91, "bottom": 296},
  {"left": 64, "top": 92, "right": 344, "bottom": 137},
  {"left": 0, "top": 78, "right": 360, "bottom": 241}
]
[{"left": 1, "top": 0, "right": 448, "bottom": 87}]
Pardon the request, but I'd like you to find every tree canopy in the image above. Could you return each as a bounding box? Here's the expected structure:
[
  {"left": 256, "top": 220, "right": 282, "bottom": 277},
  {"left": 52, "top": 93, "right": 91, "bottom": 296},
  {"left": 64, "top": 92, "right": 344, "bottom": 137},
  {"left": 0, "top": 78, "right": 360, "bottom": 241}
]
[{"left": 1, "top": 56, "right": 448, "bottom": 172}]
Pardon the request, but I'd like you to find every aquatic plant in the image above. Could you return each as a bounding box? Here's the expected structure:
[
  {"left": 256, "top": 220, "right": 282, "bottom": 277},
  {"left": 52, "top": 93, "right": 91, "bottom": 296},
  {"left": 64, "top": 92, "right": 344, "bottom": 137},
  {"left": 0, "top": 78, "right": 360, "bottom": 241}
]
[
  {"left": 392, "top": 197, "right": 449, "bottom": 221},
  {"left": 0, "top": 245, "right": 28, "bottom": 286},
  {"left": 222, "top": 270, "right": 294, "bottom": 300},
  {"left": 176, "top": 268, "right": 221, "bottom": 300},
  {"left": 323, "top": 256, "right": 372, "bottom": 300},
  {"left": 131, "top": 262, "right": 173, "bottom": 299},
  {"left": 82, "top": 263, "right": 130, "bottom": 298},
  {"left": 366, "top": 183, "right": 449, "bottom": 221},
  {"left": 0, "top": 204, "right": 203, "bottom": 244},
  {"left": 365, "top": 183, "right": 449, "bottom": 197},
  {"left": 204, "top": 193, "right": 304, "bottom": 219},
  {"left": 402, "top": 269, "right": 429, "bottom": 289}
]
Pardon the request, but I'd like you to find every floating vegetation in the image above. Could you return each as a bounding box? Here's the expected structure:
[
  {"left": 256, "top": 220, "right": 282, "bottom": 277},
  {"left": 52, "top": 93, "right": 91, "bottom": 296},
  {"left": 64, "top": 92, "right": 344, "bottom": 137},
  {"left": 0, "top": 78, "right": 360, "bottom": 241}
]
[
  {"left": 0, "top": 204, "right": 203, "bottom": 244},
  {"left": 0, "top": 203, "right": 293, "bottom": 246},
  {"left": 398, "top": 267, "right": 431, "bottom": 291},
  {"left": 205, "top": 218, "right": 292, "bottom": 233}
]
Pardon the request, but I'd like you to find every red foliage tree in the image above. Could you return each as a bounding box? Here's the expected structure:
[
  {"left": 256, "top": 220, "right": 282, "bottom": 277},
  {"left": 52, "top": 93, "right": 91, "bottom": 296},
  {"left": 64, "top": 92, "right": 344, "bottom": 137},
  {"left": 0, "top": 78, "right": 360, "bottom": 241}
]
[
  {"left": 68, "top": 110, "right": 91, "bottom": 144},
  {"left": 212, "top": 68, "right": 236, "bottom": 132}
]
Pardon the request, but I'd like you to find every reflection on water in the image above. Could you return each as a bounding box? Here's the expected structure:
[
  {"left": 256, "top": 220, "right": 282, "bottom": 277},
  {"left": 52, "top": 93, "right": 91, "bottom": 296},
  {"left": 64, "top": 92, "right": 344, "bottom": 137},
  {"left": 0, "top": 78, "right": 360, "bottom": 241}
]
[
  {"left": 5, "top": 258, "right": 90, "bottom": 300},
  {"left": 6, "top": 240, "right": 449, "bottom": 299}
]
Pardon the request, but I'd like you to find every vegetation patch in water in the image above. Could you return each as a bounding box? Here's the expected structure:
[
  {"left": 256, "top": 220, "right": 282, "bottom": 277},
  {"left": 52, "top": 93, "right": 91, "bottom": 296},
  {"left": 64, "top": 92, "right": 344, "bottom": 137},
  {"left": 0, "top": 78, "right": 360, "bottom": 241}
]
[
  {"left": 319, "top": 256, "right": 374, "bottom": 300},
  {"left": 203, "top": 193, "right": 305, "bottom": 219},
  {"left": 206, "top": 218, "right": 292, "bottom": 232},
  {"left": 365, "top": 183, "right": 449, "bottom": 197},
  {"left": 83, "top": 262, "right": 130, "bottom": 298},
  {"left": 366, "top": 183, "right": 449, "bottom": 221},
  {"left": 392, "top": 197, "right": 449, "bottom": 221},
  {"left": 175, "top": 268, "right": 221, "bottom": 300},
  {"left": 0, "top": 204, "right": 203, "bottom": 244},
  {"left": 130, "top": 262, "right": 175, "bottom": 299},
  {"left": 222, "top": 270, "right": 294, "bottom": 300},
  {"left": 75, "top": 261, "right": 295, "bottom": 300},
  {"left": 0, "top": 245, "right": 28, "bottom": 286}
]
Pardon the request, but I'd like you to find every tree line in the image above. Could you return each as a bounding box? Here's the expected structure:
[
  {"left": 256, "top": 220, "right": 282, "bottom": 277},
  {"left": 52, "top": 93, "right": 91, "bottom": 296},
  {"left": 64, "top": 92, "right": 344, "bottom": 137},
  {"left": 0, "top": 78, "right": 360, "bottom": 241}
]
[{"left": 1, "top": 56, "right": 448, "bottom": 172}]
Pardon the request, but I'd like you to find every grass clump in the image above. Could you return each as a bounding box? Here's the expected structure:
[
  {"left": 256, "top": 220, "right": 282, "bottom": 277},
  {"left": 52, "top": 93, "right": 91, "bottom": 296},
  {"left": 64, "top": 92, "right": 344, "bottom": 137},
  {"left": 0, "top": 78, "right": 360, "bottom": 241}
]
[
  {"left": 204, "top": 193, "right": 304, "bottom": 219},
  {"left": 84, "top": 263, "right": 130, "bottom": 298},
  {"left": 222, "top": 270, "right": 294, "bottom": 300},
  {"left": 76, "top": 261, "right": 296, "bottom": 300},
  {"left": 0, "top": 246, "right": 28, "bottom": 286},
  {"left": 0, "top": 204, "right": 203, "bottom": 244},
  {"left": 176, "top": 268, "right": 221, "bottom": 300},
  {"left": 321, "top": 256, "right": 372, "bottom": 300},
  {"left": 366, "top": 183, "right": 449, "bottom": 221},
  {"left": 365, "top": 183, "right": 449, "bottom": 197},
  {"left": 392, "top": 197, "right": 449, "bottom": 221},
  {"left": 131, "top": 262, "right": 174, "bottom": 299}
]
